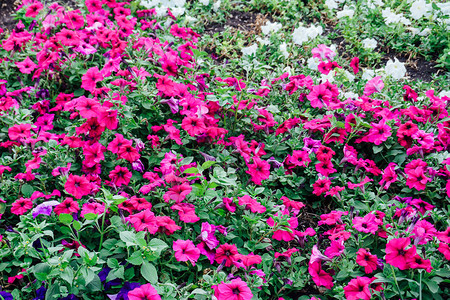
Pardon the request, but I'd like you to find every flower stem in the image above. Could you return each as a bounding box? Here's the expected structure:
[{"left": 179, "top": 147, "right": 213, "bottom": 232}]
[{"left": 390, "top": 264, "right": 404, "bottom": 300}]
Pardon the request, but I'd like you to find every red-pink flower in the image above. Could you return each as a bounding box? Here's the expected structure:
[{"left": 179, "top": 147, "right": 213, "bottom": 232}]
[
  {"left": 173, "top": 239, "right": 200, "bottom": 266},
  {"left": 366, "top": 119, "right": 391, "bottom": 145},
  {"left": 246, "top": 157, "right": 270, "bottom": 185},
  {"left": 352, "top": 213, "right": 382, "bottom": 234},
  {"left": 65, "top": 175, "right": 92, "bottom": 199},
  {"left": 8, "top": 123, "right": 32, "bottom": 141},
  {"left": 16, "top": 57, "right": 37, "bottom": 74},
  {"left": 81, "top": 202, "right": 105, "bottom": 217},
  {"left": 212, "top": 278, "right": 253, "bottom": 300},
  {"left": 385, "top": 238, "right": 416, "bottom": 270},
  {"left": 307, "top": 84, "right": 333, "bottom": 108},
  {"left": 81, "top": 67, "right": 104, "bottom": 92},
  {"left": 163, "top": 183, "right": 192, "bottom": 203},
  {"left": 127, "top": 209, "right": 159, "bottom": 233},
  {"left": 343, "top": 276, "right": 372, "bottom": 300},
  {"left": 308, "top": 261, "right": 334, "bottom": 289},
  {"left": 171, "top": 203, "right": 199, "bottom": 223},
  {"left": 215, "top": 243, "right": 239, "bottom": 267},
  {"left": 313, "top": 178, "right": 331, "bottom": 196},
  {"left": 356, "top": 248, "right": 378, "bottom": 274},
  {"left": 25, "top": 2, "right": 43, "bottom": 18},
  {"left": 238, "top": 195, "right": 266, "bottom": 213},
  {"left": 128, "top": 283, "right": 161, "bottom": 300},
  {"left": 350, "top": 57, "right": 359, "bottom": 74},
  {"left": 11, "top": 198, "right": 33, "bottom": 215},
  {"left": 54, "top": 198, "right": 80, "bottom": 216},
  {"left": 109, "top": 166, "right": 132, "bottom": 187}
]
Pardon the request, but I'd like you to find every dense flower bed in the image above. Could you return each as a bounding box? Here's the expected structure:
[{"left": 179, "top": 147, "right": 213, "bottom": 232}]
[{"left": 0, "top": 0, "right": 449, "bottom": 299}]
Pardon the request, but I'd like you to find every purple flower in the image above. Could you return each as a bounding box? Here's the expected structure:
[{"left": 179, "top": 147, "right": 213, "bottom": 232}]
[
  {"left": 160, "top": 97, "right": 179, "bottom": 114},
  {"left": 32, "top": 201, "right": 60, "bottom": 218},
  {"left": 303, "top": 137, "right": 321, "bottom": 154},
  {"left": 131, "top": 160, "right": 145, "bottom": 173},
  {"left": 198, "top": 222, "right": 219, "bottom": 250},
  {"left": 33, "top": 285, "right": 46, "bottom": 300},
  {"left": 0, "top": 291, "right": 13, "bottom": 300}
]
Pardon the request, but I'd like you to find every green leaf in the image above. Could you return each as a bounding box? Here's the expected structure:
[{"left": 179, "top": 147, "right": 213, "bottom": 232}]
[
  {"left": 425, "top": 279, "right": 439, "bottom": 293},
  {"left": 60, "top": 267, "right": 74, "bottom": 285},
  {"left": 120, "top": 231, "right": 137, "bottom": 246},
  {"left": 59, "top": 213, "right": 73, "bottom": 224},
  {"left": 83, "top": 213, "right": 98, "bottom": 220},
  {"left": 127, "top": 251, "right": 144, "bottom": 265},
  {"left": 141, "top": 261, "right": 158, "bottom": 284},
  {"left": 148, "top": 238, "right": 168, "bottom": 254},
  {"left": 201, "top": 160, "right": 216, "bottom": 169},
  {"left": 72, "top": 221, "right": 81, "bottom": 231},
  {"left": 21, "top": 184, "right": 34, "bottom": 198},
  {"left": 183, "top": 167, "right": 198, "bottom": 174},
  {"left": 74, "top": 89, "right": 85, "bottom": 97}
]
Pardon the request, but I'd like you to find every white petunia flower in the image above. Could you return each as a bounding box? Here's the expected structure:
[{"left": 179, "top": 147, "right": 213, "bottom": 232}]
[
  {"left": 171, "top": 6, "right": 185, "bottom": 17},
  {"left": 336, "top": 6, "right": 355, "bottom": 18},
  {"left": 261, "top": 21, "right": 282, "bottom": 35},
  {"left": 410, "top": 0, "right": 432, "bottom": 20},
  {"left": 307, "top": 57, "right": 321, "bottom": 70},
  {"left": 362, "top": 69, "right": 375, "bottom": 80},
  {"left": 439, "top": 90, "right": 450, "bottom": 98},
  {"left": 279, "top": 42, "right": 289, "bottom": 58},
  {"left": 362, "top": 38, "right": 377, "bottom": 49},
  {"left": 199, "top": 0, "right": 209, "bottom": 5},
  {"left": 241, "top": 44, "right": 258, "bottom": 56},
  {"left": 325, "top": 0, "right": 338, "bottom": 10},
  {"left": 256, "top": 37, "right": 270, "bottom": 45},
  {"left": 213, "top": 0, "right": 221, "bottom": 11},
  {"left": 385, "top": 58, "right": 407, "bottom": 80}
]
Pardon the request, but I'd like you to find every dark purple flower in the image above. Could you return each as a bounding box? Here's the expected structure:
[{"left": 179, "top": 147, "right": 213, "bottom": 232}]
[
  {"left": 33, "top": 285, "right": 46, "bottom": 300},
  {"left": 0, "top": 291, "right": 13, "bottom": 300},
  {"left": 114, "top": 282, "right": 142, "bottom": 300}
]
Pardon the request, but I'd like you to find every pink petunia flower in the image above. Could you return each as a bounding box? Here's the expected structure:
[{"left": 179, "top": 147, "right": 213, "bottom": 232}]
[
  {"left": 173, "top": 239, "right": 200, "bottom": 266},
  {"left": 128, "top": 283, "right": 161, "bottom": 300},
  {"left": 16, "top": 57, "right": 37, "bottom": 74},
  {"left": 212, "top": 278, "right": 253, "bottom": 300}
]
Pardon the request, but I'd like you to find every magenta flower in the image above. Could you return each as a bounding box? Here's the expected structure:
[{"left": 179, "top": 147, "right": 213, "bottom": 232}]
[
  {"left": 212, "top": 278, "right": 253, "bottom": 300},
  {"left": 128, "top": 283, "right": 161, "bottom": 300},
  {"left": 343, "top": 276, "right": 372, "bottom": 300},
  {"left": 16, "top": 57, "right": 37, "bottom": 74},
  {"left": 81, "top": 67, "right": 104, "bottom": 92},
  {"left": 173, "top": 239, "right": 200, "bottom": 266},
  {"left": 366, "top": 120, "right": 391, "bottom": 145},
  {"left": 245, "top": 157, "right": 270, "bottom": 185},
  {"left": 352, "top": 213, "right": 382, "bottom": 234}
]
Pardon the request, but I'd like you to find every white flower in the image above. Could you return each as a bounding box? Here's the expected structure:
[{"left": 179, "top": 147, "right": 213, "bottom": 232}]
[
  {"left": 279, "top": 42, "right": 289, "bottom": 58},
  {"left": 321, "top": 70, "right": 336, "bottom": 83},
  {"left": 343, "top": 70, "right": 355, "bottom": 82},
  {"left": 382, "top": 8, "right": 402, "bottom": 24},
  {"left": 362, "top": 69, "right": 375, "bottom": 80},
  {"left": 307, "top": 57, "right": 321, "bottom": 70},
  {"left": 410, "top": 0, "right": 431, "bottom": 20},
  {"left": 325, "top": 0, "right": 338, "bottom": 10},
  {"left": 362, "top": 38, "right": 377, "bottom": 49},
  {"left": 418, "top": 28, "right": 431, "bottom": 36},
  {"left": 293, "top": 26, "right": 309, "bottom": 45},
  {"left": 261, "top": 21, "right": 282, "bottom": 35},
  {"left": 336, "top": 6, "right": 355, "bottom": 18},
  {"left": 439, "top": 90, "right": 450, "bottom": 98},
  {"left": 343, "top": 91, "right": 359, "bottom": 99},
  {"left": 256, "top": 37, "right": 270, "bottom": 45},
  {"left": 171, "top": 6, "right": 185, "bottom": 17},
  {"left": 241, "top": 44, "right": 258, "bottom": 56},
  {"left": 213, "top": 0, "right": 221, "bottom": 11},
  {"left": 199, "top": 0, "right": 209, "bottom": 5},
  {"left": 385, "top": 58, "right": 407, "bottom": 80},
  {"left": 185, "top": 15, "right": 197, "bottom": 22},
  {"left": 293, "top": 24, "right": 323, "bottom": 45},
  {"left": 436, "top": 2, "right": 450, "bottom": 15},
  {"left": 367, "top": 0, "right": 384, "bottom": 9},
  {"left": 155, "top": 6, "right": 168, "bottom": 16}
]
